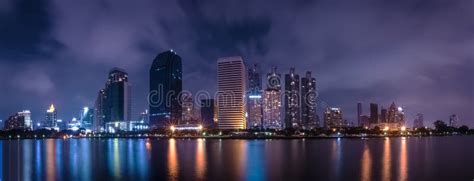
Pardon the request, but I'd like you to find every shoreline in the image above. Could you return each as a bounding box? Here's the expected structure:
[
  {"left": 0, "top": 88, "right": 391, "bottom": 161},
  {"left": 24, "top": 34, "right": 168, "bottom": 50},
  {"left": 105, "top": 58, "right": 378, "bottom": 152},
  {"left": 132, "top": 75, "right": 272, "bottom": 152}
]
[{"left": 0, "top": 134, "right": 471, "bottom": 140}]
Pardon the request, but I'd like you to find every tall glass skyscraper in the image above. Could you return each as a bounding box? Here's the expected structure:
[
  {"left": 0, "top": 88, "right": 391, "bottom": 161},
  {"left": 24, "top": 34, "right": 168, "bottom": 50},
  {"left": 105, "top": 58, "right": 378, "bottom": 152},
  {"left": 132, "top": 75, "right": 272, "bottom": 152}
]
[
  {"left": 217, "top": 56, "right": 247, "bottom": 130},
  {"left": 284, "top": 68, "right": 300, "bottom": 129},
  {"left": 149, "top": 50, "right": 182, "bottom": 128},
  {"left": 301, "top": 71, "right": 317, "bottom": 129},
  {"left": 247, "top": 63, "right": 263, "bottom": 129},
  {"left": 103, "top": 68, "right": 131, "bottom": 132}
]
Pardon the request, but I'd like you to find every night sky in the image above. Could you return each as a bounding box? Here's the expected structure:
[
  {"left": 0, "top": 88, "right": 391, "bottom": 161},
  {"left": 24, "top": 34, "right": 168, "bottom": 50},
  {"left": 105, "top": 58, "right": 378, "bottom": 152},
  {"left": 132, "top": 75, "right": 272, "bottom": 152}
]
[{"left": 0, "top": 0, "right": 472, "bottom": 127}]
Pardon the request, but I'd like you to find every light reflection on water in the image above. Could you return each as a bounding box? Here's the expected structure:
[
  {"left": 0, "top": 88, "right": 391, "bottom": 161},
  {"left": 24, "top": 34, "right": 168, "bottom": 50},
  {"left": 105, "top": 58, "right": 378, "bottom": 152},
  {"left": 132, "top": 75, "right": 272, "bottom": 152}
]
[{"left": 1, "top": 137, "right": 473, "bottom": 180}]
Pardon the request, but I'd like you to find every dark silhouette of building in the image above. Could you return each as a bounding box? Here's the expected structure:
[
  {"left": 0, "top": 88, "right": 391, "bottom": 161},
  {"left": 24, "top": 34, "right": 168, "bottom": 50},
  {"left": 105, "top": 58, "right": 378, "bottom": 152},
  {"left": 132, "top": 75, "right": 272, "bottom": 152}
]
[
  {"left": 380, "top": 107, "right": 387, "bottom": 123},
  {"left": 104, "top": 68, "right": 131, "bottom": 132},
  {"left": 284, "top": 68, "right": 300, "bottom": 129},
  {"left": 370, "top": 103, "right": 378, "bottom": 124},
  {"left": 357, "top": 102, "right": 363, "bottom": 126},
  {"left": 93, "top": 89, "right": 106, "bottom": 132},
  {"left": 149, "top": 50, "right": 182, "bottom": 128},
  {"left": 301, "top": 71, "right": 317, "bottom": 129},
  {"left": 200, "top": 99, "right": 216, "bottom": 128}
]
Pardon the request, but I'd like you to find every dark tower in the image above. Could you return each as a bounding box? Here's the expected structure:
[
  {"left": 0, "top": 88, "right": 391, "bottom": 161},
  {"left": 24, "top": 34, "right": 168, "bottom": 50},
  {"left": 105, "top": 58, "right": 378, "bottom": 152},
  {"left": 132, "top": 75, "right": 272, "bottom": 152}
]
[
  {"left": 370, "top": 103, "right": 378, "bottom": 124},
  {"left": 149, "top": 50, "right": 182, "bottom": 128},
  {"left": 301, "top": 71, "right": 317, "bottom": 129}
]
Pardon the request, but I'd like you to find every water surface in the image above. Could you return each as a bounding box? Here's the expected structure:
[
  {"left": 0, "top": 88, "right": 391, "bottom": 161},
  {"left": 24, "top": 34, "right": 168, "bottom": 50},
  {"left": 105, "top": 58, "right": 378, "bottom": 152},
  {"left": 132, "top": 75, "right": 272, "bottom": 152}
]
[{"left": 1, "top": 136, "right": 473, "bottom": 180}]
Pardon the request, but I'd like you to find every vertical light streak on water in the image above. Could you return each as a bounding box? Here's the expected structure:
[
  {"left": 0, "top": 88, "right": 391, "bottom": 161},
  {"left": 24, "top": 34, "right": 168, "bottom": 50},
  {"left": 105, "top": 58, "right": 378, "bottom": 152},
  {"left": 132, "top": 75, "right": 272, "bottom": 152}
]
[
  {"left": 55, "top": 139, "right": 63, "bottom": 179},
  {"left": 399, "top": 137, "right": 408, "bottom": 181},
  {"left": 137, "top": 139, "right": 149, "bottom": 179},
  {"left": 360, "top": 143, "right": 372, "bottom": 181},
  {"left": 331, "top": 139, "right": 342, "bottom": 180},
  {"left": 382, "top": 138, "right": 391, "bottom": 181},
  {"left": 80, "top": 139, "right": 92, "bottom": 181},
  {"left": 46, "top": 139, "right": 55, "bottom": 181},
  {"left": 0, "top": 141, "right": 3, "bottom": 180},
  {"left": 113, "top": 138, "right": 121, "bottom": 179},
  {"left": 68, "top": 139, "right": 79, "bottom": 179},
  {"left": 246, "top": 140, "right": 265, "bottom": 181},
  {"left": 127, "top": 139, "right": 136, "bottom": 178},
  {"left": 167, "top": 138, "right": 179, "bottom": 181},
  {"left": 195, "top": 139, "right": 206, "bottom": 180},
  {"left": 34, "top": 140, "right": 41, "bottom": 180},
  {"left": 22, "top": 140, "right": 32, "bottom": 181}
]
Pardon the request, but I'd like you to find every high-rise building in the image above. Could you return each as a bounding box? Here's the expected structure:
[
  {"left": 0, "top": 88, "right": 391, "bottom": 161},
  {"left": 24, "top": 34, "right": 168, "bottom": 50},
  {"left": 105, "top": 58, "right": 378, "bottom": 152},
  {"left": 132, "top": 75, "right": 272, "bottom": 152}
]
[
  {"left": 284, "top": 68, "right": 300, "bottom": 129},
  {"left": 380, "top": 107, "right": 387, "bottom": 123},
  {"left": 324, "top": 107, "right": 343, "bottom": 128},
  {"left": 449, "top": 114, "right": 459, "bottom": 127},
  {"left": 102, "top": 68, "right": 131, "bottom": 132},
  {"left": 44, "top": 104, "right": 57, "bottom": 128},
  {"left": 413, "top": 113, "right": 424, "bottom": 129},
  {"left": 217, "top": 56, "right": 247, "bottom": 130},
  {"left": 247, "top": 64, "right": 263, "bottom": 129},
  {"left": 149, "top": 50, "right": 182, "bottom": 128},
  {"left": 263, "top": 67, "right": 283, "bottom": 129},
  {"left": 93, "top": 89, "right": 106, "bottom": 132},
  {"left": 200, "top": 99, "right": 216, "bottom": 128},
  {"left": 369, "top": 103, "right": 378, "bottom": 124},
  {"left": 182, "top": 94, "right": 194, "bottom": 123},
  {"left": 357, "top": 102, "right": 363, "bottom": 126},
  {"left": 301, "top": 71, "right": 317, "bottom": 129},
  {"left": 80, "top": 107, "right": 94, "bottom": 130}
]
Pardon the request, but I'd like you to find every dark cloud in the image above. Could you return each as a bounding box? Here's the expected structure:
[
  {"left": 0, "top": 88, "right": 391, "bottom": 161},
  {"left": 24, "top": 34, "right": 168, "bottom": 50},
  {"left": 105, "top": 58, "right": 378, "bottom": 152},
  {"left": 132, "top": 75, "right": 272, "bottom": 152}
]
[{"left": 0, "top": 0, "right": 472, "bottom": 127}]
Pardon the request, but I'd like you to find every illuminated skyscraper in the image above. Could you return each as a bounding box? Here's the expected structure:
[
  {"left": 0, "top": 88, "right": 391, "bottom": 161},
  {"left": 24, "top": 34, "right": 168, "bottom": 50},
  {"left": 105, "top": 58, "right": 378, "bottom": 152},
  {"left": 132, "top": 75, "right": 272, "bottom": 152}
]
[
  {"left": 44, "top": 104, "right": 57, "bottom": 128},
  {"left": 324, "top": 107, "right": 343, "bottom": 128},
  {"left": 217, "top": 56, "right": 247, "bottom": 130},
  {"left": 103, "top": 68, "right": 132, "bottom": 132},
  {"left": 301, "top": 71, "right": 317, "bottom": 129},
  {"left": 4, "top": 112, "right": 25, "bottom": 130},
  {"left": 149, "top": 50, "right": 182, "bottom": 128},
  {"left": 247, "top": 64, "right": 263, "bottom": 129},
  {"left": 263, "top": 67, "right": 282, "bottom": 129},
  {"left": 284, "top": 68, "right": 300, "bottom": 129},
  {"left": 18, "top": 110, "right": 32, "bottom": 130}
]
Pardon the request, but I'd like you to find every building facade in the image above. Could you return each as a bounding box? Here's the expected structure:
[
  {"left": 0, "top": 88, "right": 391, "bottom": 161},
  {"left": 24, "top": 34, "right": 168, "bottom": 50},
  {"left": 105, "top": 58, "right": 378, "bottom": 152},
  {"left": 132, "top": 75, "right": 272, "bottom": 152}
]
[
  {"left": 200, "top": 99, "right": 216, "bottom": 128},
  {"left": 44, "top": 104, "right": 57, "bottom": 129},
  {"left": 247, "top": 64, "right": 263, "bottom": 129},
  {"left": 217, "top": 56, "right": 247, "bottom": 130},
  {"left": 369, "top": 103, "right": 378, "bottom": 125},
  {"left": 93, "top": 89, "right": 106, "bottom": 132},
  {"left": 149, "top": 50, "right": 182, "bottom": 128},
  {"left": 301, "top": 71, "right": 317, "bottom": 129},
  {"left": 284, "top": 68, "right": 300, "bottom": 129},
  {"left": 103, "top": 68, "right": 131, "bottom": 132},
  {"left": 263, "top": 67, "right": 283, "bottom": 129},
  {"left": 324, "top": 107, "right": 343, "bottom": 128}
]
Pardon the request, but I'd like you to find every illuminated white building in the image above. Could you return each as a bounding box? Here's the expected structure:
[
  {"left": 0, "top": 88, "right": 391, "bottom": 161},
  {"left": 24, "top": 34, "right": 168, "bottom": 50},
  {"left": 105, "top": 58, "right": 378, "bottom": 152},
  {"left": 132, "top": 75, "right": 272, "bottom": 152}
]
[{"left": 217, "top": 56, "right": 247, "bottom": 129}]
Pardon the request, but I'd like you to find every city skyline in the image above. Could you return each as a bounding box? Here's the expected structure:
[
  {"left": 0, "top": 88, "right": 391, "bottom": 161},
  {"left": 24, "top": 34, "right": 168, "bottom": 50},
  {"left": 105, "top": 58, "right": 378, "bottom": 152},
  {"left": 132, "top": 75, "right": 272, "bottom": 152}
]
[{"left": 0, "top": 0, "right": 472, "bottom": 127}]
